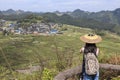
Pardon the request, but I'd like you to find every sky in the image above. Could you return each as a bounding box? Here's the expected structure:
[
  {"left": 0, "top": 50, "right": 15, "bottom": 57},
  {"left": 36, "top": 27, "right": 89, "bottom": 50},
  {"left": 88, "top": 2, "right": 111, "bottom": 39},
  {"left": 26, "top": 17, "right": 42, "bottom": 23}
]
[{"left": 0, "top": 0, "right": 120, "bottom": 12}]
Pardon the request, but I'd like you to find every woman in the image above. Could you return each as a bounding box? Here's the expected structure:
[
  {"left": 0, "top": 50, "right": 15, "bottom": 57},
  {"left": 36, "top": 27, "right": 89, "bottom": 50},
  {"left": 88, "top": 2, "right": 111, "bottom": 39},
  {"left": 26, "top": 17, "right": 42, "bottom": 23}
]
[{"left": 80, "top": 34, "right": 102, "bottom": 80}]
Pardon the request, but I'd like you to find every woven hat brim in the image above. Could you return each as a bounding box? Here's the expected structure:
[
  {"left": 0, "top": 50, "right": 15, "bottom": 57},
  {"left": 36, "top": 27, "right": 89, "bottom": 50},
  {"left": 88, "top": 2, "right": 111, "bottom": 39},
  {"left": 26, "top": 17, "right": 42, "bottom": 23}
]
[{"left": 80, "top": 35, "right": 102, "bottom": 43}]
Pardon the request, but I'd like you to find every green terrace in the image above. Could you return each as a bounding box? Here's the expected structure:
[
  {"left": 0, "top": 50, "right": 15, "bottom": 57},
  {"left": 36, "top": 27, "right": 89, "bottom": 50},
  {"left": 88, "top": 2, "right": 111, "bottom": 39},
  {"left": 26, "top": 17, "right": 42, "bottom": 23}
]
[{"left": 0, "top": 25, "right": 119, "bottom": 80}]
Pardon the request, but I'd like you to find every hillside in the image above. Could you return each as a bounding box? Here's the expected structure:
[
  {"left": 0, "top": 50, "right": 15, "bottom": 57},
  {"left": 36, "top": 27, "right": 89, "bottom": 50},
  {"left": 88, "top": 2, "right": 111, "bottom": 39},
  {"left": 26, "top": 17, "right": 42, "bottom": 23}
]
[
  {"left": 0, "top": 25, "right": 119, "bottom": 80},
  {"left": 42, "top": 8, "right": 120, "bottom": 34},
  {"left": 1, "top": 8, "right": 120, "bottom": 34}
]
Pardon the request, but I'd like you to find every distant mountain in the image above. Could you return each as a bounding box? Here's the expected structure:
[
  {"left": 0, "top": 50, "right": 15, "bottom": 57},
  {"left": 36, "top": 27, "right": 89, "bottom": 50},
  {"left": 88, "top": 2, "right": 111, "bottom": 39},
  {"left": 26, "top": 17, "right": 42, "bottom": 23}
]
[
  {"left": 1, "top": 9, "right": 31, "bottom": 15},
  {"left": 70, "top": 9, "right": 90, "bottom": 18},
  {"left": 0, "top": 11, "right": 3, "bottom": 18},
  {"left": 45, "top": 8, "right": 120, "bottom": 34},
  {"left": 0, "top": 9, "right": 35, "bottom": 20},
  {"left": 0, "top": 11, "right": 3, "bottom": 15},
  {"left": 54, "top": 11, "right": 64, "bottom": 16},
  {"left": 16, "top": 10, "right": 24, "bottom": 14},
  {"left": 2, "top": 9, "right": 17, "bottom": 15},
  {"left": 51, "top": 8, "right": 120, "bottom": 25},
  {"left": 113, "top": 8, "right": 120, "bottom": 24},
  {"left": 70, "top": 9, "right": 111, "bottom": 24},
  {"left": 1, "top": 8, "right": 120, "bottom": 34},
  {"left": 62, "top": 9, "right": 119, "bottom": 25}
]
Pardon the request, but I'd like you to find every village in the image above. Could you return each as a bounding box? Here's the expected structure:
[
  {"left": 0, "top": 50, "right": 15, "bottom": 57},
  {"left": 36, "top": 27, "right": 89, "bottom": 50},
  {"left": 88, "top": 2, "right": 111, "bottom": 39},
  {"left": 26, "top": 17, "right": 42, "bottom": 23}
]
[{"left": 0, "top": 19, "right": 63, "bottom": 36}]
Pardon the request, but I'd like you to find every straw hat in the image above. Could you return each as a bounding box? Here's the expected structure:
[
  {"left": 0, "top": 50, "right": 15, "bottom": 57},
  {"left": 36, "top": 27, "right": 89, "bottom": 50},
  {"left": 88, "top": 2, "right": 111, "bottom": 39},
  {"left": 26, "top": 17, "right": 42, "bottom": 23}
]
[{"left": 80, "top": 34, "right": 102, "bottom": 43}]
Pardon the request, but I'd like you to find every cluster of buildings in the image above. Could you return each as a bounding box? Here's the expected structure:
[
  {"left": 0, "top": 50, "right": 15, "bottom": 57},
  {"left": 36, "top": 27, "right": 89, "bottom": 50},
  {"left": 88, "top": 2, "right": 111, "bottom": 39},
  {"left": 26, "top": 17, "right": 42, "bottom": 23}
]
[{"left": 1, "top": 20, "right": 63, "bottom": 35}]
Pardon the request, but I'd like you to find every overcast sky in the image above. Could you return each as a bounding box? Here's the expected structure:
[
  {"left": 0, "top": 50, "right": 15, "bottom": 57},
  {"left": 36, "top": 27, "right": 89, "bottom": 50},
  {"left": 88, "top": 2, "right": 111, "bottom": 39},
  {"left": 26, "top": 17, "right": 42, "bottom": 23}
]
[{"left": 0, "top": 0, "right": 120, "bottom": 12}]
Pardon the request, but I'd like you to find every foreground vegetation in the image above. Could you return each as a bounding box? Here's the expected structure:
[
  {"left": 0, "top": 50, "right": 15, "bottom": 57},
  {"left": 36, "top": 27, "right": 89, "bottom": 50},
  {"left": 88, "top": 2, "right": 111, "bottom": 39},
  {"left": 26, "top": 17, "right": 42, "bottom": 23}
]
[{"left": 0, "top": 25, "right": 120, "bottom": 80}]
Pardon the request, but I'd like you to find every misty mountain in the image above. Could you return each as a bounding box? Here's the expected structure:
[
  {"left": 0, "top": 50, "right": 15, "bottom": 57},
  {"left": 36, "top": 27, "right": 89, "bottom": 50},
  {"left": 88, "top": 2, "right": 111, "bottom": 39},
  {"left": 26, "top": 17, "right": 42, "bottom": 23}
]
[
  {"left": 0, "top": 9, "right": 43, "bottom": 16},
  {"left": 2, "top": 9, "right": 19, "bottom": 15},
  {"left": 0, "top": 9, "right": 35, "bottom": 20},
  {"left": 0, "top": 11, "right": 3, "bottom": 18},
  {"left": 42, "top": 8, "right": 120, "bottom": 34},
  {"left": 64, "top": 9, "right": 120, "bottom": 25}
]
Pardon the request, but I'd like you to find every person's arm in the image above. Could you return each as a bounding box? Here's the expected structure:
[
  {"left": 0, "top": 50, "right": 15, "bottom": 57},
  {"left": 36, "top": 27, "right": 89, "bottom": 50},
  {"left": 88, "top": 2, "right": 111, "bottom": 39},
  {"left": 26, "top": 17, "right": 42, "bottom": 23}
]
[
  {"left": 80, "top": 47, "right": 84, "bottom": 53},
  {"left": 96, "top": 48, "right": 99, "bottom": 56}
]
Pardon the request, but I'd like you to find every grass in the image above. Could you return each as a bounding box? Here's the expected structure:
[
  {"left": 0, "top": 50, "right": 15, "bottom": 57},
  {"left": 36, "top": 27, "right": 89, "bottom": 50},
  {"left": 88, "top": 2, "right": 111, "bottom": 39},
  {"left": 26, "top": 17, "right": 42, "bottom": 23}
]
[{"left": 0, "top": 25, "right": 120, "bottom": 80}]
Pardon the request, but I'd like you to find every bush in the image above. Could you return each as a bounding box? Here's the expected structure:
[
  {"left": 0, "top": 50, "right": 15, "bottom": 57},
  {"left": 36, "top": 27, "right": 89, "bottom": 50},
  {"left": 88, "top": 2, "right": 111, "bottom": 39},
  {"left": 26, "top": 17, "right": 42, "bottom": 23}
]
[{"left": 42, "top": 68, "right": 55, "bottom": 80}]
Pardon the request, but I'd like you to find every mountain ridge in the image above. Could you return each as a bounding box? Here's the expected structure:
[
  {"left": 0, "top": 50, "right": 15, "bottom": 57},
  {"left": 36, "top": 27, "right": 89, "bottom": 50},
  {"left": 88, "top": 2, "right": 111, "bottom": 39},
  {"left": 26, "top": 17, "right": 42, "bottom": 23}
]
[
  {"left": 1, "top": 8, "right": 120, "bottom": 34},
  {"left": 0, "top": 8, "right": 118, "bottom": 15}
]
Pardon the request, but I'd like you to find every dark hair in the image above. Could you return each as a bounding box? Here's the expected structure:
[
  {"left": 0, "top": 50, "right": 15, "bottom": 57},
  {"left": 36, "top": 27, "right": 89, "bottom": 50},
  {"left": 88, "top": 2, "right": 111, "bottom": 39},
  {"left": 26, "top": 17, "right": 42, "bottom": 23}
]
[{"left": 84, "top": 43, "right": 97, "bottom": 54}]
